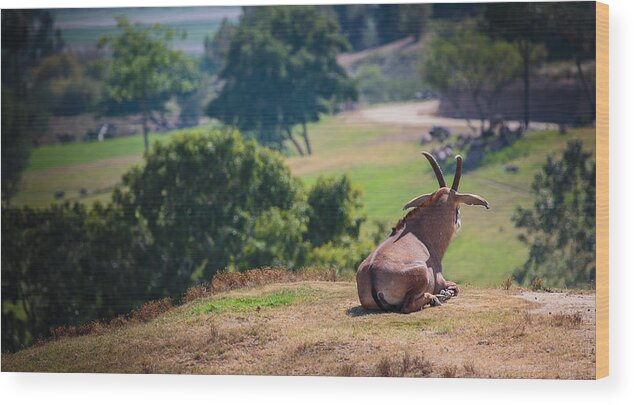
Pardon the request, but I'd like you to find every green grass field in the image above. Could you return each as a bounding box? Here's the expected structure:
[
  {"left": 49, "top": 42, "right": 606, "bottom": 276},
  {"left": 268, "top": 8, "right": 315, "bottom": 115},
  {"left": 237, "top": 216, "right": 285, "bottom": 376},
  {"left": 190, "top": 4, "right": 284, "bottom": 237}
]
[{"left": 12, "top": 112, "right": 596, "bottom": 287}]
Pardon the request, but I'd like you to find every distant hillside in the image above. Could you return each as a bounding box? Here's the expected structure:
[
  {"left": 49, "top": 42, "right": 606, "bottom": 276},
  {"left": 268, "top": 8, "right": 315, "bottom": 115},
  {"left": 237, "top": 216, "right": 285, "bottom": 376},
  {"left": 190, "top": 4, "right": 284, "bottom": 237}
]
[
  {"left": 2, "top": 277, "right": 595, "bottom": 378},
  {"left": 338, "top": 36, "right": 423, "bottom": 76}
]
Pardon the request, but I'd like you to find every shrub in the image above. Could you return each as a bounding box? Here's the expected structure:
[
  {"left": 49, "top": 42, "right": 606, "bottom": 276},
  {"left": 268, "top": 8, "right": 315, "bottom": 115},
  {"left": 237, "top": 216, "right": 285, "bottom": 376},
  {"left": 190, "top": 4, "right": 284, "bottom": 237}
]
[
  {"left": 1, "top": 202, "right": 144, "bottom": 351},
  {"left": 305, "top": 174, "right": 365, "bottom": 247},
  {"left": 513, "top": 140, "right": 596, "bottom": 288},
  {"left": 112, "top": 130, "right": 306, "bottom": 296}
]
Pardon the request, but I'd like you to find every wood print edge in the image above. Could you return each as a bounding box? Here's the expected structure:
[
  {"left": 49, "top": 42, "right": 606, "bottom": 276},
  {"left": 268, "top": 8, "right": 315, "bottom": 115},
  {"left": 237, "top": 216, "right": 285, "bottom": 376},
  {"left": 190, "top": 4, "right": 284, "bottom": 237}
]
[{"left": 595, "top": 0, "right": 609, "bottom": 380}]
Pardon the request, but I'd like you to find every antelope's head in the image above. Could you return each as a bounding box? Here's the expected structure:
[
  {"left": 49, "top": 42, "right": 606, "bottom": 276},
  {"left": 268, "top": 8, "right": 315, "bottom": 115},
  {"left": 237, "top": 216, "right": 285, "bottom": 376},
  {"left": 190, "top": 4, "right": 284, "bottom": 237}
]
[{"left": 400, "top": 152, "right": 490, "bottom": 251}]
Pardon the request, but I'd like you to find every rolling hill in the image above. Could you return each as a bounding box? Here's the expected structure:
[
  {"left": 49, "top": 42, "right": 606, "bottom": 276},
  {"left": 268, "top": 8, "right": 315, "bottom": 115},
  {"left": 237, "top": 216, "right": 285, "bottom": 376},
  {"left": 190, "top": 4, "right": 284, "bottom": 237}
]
[{"left": 2, "top": 275, "right": 595, "bottom": 378}]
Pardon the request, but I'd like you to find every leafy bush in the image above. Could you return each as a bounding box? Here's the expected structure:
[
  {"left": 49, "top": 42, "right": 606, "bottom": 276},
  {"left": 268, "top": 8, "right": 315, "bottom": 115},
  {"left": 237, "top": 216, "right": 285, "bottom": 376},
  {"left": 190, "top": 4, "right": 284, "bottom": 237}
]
[
  {"left": 355, "top": 63, "right": 426, "bottom": 104},
  {"left": 305, "top": 174, "right": 365, "bottom": 247},
  {"left": 307, "top": 239, "right": 374, "bottom": 275},
  {"left": 1, "top": 202, "right": 145, "bottom": 351},
  {"left": 112, "top": 129, "right": 307, "bottom": 294},
  {"left": 512, "top": 140, "right": 595, "bottom": 288},
  {"left": 32, "top": 52, "right": 100, "bottom": 116}
]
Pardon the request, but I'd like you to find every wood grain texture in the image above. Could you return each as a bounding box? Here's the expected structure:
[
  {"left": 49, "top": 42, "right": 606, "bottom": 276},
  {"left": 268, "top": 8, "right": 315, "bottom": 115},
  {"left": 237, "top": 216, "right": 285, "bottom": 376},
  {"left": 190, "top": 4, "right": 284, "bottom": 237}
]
[{"left": 595, "top": 1, "right": 609, "bottom": 380}]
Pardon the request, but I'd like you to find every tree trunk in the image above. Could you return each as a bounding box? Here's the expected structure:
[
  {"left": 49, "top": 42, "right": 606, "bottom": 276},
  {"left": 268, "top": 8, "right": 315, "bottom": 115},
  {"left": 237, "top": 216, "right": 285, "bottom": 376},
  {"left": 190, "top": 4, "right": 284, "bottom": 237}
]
[
  {"left": 470, "top": 89, "right": 486, "bottom": 135},
  {"left": 448, "top": 94, "right": 477, "bottom": 135},
  {"left": 142, "top": 113, "right": 149, "bottom": 153},
  {"left": 575, "top": 57, "right": 596, "bottom": 119},
  {"left": 301, "top": 121, "right": 312, "bottom": 155},
  {"left": 521, "top": 42, "right": 531, "bottom": 129},
  {"left": 285, "top": 127, "right": 305, "bottom": 156}
]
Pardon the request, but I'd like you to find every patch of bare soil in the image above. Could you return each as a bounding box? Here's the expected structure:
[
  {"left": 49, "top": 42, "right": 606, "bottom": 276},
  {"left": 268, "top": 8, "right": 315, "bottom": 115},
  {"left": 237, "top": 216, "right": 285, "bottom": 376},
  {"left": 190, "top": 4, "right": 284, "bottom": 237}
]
[
  {"left": 518, "top": 291, "right": 595, "bottom": 323},
  {"left": 344, "top": 101, "right": 554, "bottom": 133},
  {"left": 337, "top": 37, "right": 421, "bottom": 69}
]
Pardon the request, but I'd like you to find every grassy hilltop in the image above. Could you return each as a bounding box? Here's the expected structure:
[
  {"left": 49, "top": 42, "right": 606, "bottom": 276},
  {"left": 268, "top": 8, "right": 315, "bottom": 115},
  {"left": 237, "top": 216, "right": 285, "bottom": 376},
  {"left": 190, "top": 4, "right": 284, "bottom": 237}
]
[
  {"left": 13, "top": 103, "right": 596, "bottom": 287},
  {"left": 2, "top": 273, "right": 595, "bottom": 378}
]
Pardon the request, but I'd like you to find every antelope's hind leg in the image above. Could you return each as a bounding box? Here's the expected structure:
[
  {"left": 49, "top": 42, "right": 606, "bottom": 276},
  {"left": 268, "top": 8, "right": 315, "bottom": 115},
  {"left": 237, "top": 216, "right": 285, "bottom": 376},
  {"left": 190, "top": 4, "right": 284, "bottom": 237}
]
[{"left": 400, "top": 292, "right": 440, "bottom": 314}]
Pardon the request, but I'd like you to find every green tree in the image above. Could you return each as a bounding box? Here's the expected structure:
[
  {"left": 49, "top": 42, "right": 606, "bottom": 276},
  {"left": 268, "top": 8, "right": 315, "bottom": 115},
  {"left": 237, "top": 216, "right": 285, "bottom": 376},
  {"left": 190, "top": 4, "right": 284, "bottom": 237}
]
[
  {"left": 1, "top": 202, "right": 144, "bottom": 351},
  {"left": 207, "top": 6, "right": 356, "bottom": 156},
  {"left": 355, "top": 64, "right": 388, "bottom": 104},
  {"left": 1, "top": 9, "right": 64, "bottom": 202},
  {"left": 98, "top": 16, "right": 197, "bottom": 152},
  {"left": 112, "top": 129, "right": 308, "bottom": 295},
  {"left": 512, "top": 140, "right": 596, "bottom": 289},
  {"left": 329, "top": 5, "right": 377, "bottom": 51},
  {"left": 305, "top": 174, "right": 365, "bottom": 247},
  {"left": 399, "top": 4, "right": 432, "bottom": 41},
  {"left": 32, "top": 52, "right": 100, "bottom": 116},
  {"left": 548, "top": 3, "right": 597, "bottom": 119},
  {"left": 483, "top": 3, "right": 551, "bottom": 128},
  {"left": 202, "top": 17, "right": 237, "bottom": 75},
  {"left": 421, "top": 21, "right": 522, "bottom": 133}
]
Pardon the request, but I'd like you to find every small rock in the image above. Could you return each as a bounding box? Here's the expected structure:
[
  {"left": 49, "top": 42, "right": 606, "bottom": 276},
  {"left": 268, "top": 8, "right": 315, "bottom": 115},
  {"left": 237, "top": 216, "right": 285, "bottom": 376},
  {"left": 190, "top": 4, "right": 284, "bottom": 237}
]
[{"left": 477, "top": 339, "right": 489, "bottom": 346}]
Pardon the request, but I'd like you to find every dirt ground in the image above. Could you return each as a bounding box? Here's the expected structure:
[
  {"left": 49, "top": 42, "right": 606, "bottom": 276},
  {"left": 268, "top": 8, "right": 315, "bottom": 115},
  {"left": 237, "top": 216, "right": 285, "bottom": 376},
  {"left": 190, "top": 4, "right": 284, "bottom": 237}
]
[{"left": 345, "top": 101, "right": 555, "bottom": 134}]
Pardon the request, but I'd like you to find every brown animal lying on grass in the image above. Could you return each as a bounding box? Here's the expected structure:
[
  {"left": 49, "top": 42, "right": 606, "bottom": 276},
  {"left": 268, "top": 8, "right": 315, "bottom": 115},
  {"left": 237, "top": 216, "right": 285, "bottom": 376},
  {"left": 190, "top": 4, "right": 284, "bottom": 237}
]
[{"left": 357, "top": 152, "right": 490, "bottom": 313}]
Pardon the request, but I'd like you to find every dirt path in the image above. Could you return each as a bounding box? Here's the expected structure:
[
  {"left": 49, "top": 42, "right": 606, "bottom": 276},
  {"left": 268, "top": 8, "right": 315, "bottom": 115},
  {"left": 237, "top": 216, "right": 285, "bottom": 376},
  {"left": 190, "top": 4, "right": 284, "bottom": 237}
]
[
  {"left": 518, "top": 291, "right": 596, "bottom": 323},
  {"left": 346, "top": 101, "right": 554, "bottom": 133}
]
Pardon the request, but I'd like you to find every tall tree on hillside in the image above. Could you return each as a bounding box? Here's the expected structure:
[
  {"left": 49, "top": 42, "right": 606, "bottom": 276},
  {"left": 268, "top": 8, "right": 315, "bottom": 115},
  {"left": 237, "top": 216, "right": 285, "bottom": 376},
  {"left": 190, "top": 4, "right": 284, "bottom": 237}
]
[
  {"left": 421, "top": 21, "right": 521, "bottom": 134},
  {"left": 399, "top": 4, "right": 432, "bottom": 41},
  {"left": 207, "top": 6, "right": 356, "bottom": 156},
  {"left": 483, "top": 3, "right": 550, "bottom": 129},
  {"left": 330, "top": 5, "right": 376, "bottom": 51},
  {"left": 549, "top": 2, "right": 596, "bottom": 119},
  {"left": 202, "top": 17, "right": 237, "bottom": 75},
  {"left": 1, "top": 9, "right": 64, "bottom": 202},
  {"left": 98, "top": 17, "right": 197, "bottom": 152}
]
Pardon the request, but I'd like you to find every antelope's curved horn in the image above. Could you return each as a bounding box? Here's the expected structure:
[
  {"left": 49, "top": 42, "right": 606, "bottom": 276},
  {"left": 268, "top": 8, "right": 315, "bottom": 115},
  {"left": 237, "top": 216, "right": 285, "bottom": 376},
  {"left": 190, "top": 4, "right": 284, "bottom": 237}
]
[
  {"left": 451, "top": 155, "right": 462, "bottom": 191},
  {"left": 421, "top": 151, "right": 446, "bottom": 188}
]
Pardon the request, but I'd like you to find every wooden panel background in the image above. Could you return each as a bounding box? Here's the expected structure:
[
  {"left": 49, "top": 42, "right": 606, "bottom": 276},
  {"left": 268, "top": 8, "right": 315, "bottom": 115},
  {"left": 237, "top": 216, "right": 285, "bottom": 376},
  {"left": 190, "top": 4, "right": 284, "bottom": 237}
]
[{"left": 596, "top": 1, "right": 609, "bottom": 379}]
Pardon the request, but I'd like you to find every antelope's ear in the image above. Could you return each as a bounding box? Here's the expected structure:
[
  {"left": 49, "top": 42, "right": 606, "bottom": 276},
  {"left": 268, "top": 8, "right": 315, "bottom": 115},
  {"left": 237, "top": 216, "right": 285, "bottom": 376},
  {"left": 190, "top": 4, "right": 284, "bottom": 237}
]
[
  {"left": 403, "top": 193, "right": 434, "bottom": 210},
  {"left": 456, "top": 193, "right": 490, "bottom": 209}
]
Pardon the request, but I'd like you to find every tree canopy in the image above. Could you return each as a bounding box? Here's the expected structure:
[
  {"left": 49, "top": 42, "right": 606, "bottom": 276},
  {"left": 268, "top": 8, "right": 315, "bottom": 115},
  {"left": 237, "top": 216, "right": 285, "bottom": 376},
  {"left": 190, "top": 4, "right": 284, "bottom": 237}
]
[
  {"left": 207, "top": 6, "right": 356, "bottom": 156},
  {"left": 98, "top": 17, "right": 198, "bottom": 151},
  {"left": 421, "top": 20, "right": 521, "bottom": 133},
  {"left": 1, "top": 9, "right": 64, "bottom": 202}
]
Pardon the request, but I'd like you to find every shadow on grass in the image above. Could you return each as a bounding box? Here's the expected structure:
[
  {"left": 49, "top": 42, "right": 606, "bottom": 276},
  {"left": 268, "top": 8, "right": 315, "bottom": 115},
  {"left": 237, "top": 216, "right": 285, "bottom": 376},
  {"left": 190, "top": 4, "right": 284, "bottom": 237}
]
[{"left": 345, "top": 306, "right": 386, "bottom": 317}]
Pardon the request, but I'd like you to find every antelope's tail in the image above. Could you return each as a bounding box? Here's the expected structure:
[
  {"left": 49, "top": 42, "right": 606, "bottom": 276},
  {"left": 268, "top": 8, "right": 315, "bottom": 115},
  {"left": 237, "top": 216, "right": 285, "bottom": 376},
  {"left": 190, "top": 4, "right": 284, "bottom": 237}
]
[{"left": 370, "top": 270, "right": 398, "bottom": 312}]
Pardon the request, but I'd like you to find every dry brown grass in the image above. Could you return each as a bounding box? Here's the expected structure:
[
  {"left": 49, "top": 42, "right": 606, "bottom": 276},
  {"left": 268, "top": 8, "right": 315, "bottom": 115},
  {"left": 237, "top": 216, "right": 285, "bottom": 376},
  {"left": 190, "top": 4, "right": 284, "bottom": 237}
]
[
  {"left": 182, "top": 284, "right": 211, "bottom": 304},
  {"left": 337, "top": 364, "right": 356, "bottom": 377},
  {"left": 129, "top": 297, "right": 173, "bottom": 323},
  {"left": 441, "top": 365, "right": 459, "bottom": 378},
  {"left": 3, "top": 282, "right": 596, "bottom": 379},
  {"left": 551, "top": 311, "right": 584, "bottom": 328},
  {"left": 37, "top": 268, "right": 346, "bottom": 346},
  {"left": 210, "top": 267, "right": 350, "bottom": 293},
  {"left": 463, "top": 361, "right": 477, "bottom": 376}
]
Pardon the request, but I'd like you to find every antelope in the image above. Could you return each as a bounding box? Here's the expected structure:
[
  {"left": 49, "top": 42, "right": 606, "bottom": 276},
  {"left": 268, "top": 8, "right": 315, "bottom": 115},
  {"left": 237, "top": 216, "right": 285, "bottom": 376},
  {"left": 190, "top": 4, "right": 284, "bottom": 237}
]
[{"left": 356, "top": 152, "right": 490, "bottom": 313}]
